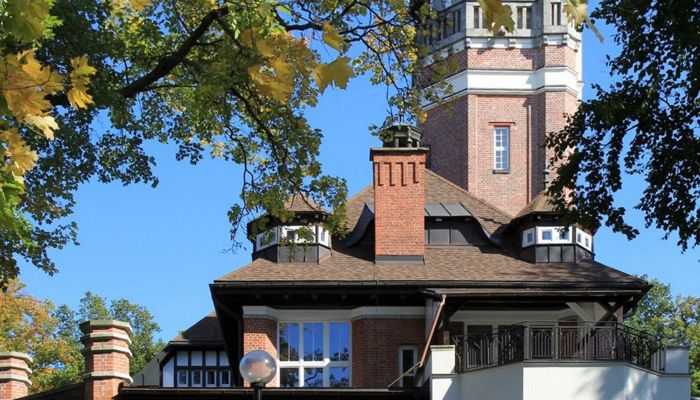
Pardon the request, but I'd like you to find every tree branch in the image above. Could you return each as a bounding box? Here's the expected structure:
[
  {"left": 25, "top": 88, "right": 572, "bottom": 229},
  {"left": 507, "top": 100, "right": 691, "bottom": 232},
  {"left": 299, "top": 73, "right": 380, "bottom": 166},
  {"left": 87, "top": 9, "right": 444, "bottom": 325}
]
[{"left": 118, "top": 6, "right": 229, "bottom": 99}]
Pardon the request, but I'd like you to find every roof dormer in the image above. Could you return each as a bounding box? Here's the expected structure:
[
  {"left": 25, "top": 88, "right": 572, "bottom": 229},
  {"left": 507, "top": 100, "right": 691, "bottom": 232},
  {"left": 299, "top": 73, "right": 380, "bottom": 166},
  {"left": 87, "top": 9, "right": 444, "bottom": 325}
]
[
  {"left": 248, "top": 195, "right": 331, "bottom": 263},
  {"left": 510, "top": 191, "right": 594, "bottom": 263}
]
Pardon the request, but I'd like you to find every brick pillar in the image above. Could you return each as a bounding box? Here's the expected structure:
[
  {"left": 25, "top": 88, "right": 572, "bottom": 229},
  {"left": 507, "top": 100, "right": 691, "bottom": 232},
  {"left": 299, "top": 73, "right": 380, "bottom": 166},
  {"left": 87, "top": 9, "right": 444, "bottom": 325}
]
[
  {"left": 80, "top": 320, "right": 132, "bottom": 400},
  {"left": 371, "top": 147, "right": 428, "bottom": 263},
  {"left": 0, "top": 352, "right": 32, "bottom": 400},
  {"left": 242, "top": 317, "right": 278, "bottom": 387}
]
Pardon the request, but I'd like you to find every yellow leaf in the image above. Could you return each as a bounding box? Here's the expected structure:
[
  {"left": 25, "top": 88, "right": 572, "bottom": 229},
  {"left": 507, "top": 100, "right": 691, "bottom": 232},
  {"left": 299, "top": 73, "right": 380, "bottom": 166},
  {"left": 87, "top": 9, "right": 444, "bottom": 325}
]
[
  {"left": 563, "top": 0, "right": 603, "bottom": 42},
  {"left": 23, "top": 114, "right": 58, "bottom": 139},
  {"left": 127, "top": 0, "right": 150, "bottom": 11},
  {"left": 419, "top": 111, "right": 429, "bottom": 123},
  {"left": 322, "top": 22, "right": 345, "bottom": 51},
  {"left": 1, "top": 129, "right": 38, "bottom": 183},
  {"left": 68, "top": 56, "right": 97, "bottom": 109},
  {"left": 563, "top": 0, "right": 587, "bottom": 25},
  {"left": 477, "top": 0, "right": 515, "bottom": 33},
  {"left": 312, "top": 57, "right": 355, "bottom": 93},
  {"left": 248, "top": 66, "right": 294, "bottom": 102}
]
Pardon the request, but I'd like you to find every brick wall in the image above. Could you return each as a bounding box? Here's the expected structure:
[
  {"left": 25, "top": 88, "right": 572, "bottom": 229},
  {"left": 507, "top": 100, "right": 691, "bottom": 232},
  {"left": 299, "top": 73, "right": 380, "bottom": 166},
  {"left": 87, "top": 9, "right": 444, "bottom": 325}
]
[
  {"left": 242, "top": 317, "right": 278, "bottom": 387},
  {"left": 422, "top": 43, "right": 580, "bottom": 216},
  {"left": 351, "top": 318, "right": 425, "bottom": 388},
  {"left": 0, "top": 353, "right": 31, "bottom": 400},
  {"left": 371, "top": 149, "right": 427, "bottom": 258}
]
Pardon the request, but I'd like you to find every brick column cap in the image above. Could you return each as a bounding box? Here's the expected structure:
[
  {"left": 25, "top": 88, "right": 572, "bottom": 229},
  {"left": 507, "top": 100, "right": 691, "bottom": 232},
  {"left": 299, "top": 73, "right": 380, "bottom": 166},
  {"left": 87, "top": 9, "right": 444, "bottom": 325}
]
[
  {"left": 369, "top": 147, "right": 429, "bottom": 161},
  {"left": 79, "top": 320, "right": 132, "bottom": 335},
  {"left": 0, "top": 352, "right": 32, "bottom": 364},
  {"left": 0, "top": 352, "right": 32, "bottom": 386}
]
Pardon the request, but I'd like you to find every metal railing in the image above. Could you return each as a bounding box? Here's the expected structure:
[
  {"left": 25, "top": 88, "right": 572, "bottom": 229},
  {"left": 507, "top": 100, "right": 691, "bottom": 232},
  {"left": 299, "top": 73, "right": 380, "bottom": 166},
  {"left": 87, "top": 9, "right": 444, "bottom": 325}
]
[{"left": 453, "top": 321, "right": 660, "bottom": 373}]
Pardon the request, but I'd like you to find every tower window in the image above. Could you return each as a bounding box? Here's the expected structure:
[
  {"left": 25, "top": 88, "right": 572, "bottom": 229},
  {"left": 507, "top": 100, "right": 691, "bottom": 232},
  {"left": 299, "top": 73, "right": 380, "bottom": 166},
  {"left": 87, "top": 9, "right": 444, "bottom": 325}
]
[
  {"left": 517, "top": 6, "right": 532, "bottom": 29},
  {"left": 473, "top": 6, "right": 487, "bottom": 29},
  {"left": 551, "top": 2, "right": 562, "bottom": 25},
  {"left": 494, "top": 127, "right": 510, "bottom": 171}
]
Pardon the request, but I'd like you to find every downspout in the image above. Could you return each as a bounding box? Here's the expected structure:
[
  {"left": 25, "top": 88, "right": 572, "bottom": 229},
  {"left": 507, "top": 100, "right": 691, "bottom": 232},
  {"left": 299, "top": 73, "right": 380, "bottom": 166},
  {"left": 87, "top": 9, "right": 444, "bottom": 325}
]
[{"left": 387, "top": 294, "right": 447, "bottom": 388}]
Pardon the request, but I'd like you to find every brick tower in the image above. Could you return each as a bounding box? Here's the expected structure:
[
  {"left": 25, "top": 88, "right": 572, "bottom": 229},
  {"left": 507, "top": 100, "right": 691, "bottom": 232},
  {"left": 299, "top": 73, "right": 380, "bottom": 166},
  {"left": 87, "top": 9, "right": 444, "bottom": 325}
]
[{"left": 419, "top": 0, "right": 582, "bottom": 216}]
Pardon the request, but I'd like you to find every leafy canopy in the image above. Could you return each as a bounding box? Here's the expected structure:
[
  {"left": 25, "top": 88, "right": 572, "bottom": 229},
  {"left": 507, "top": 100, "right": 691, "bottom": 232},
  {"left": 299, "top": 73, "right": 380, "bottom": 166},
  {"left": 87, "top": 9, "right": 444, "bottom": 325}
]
[{"left": 546, "top": 0, "right": 700, "bottom": 252}]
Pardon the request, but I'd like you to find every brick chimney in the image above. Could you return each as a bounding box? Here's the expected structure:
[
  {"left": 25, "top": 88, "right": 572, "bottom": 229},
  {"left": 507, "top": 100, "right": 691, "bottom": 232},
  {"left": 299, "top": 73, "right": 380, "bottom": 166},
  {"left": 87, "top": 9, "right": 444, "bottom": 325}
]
[
  {"left": 80, "top": 320, "right": 132, "bottom": 400},
  {"left": 0, "top": 352, "right": 32, "bottom": 400},
  {"left": 371, "top": 126, "right": 428, "bottom": 264}
]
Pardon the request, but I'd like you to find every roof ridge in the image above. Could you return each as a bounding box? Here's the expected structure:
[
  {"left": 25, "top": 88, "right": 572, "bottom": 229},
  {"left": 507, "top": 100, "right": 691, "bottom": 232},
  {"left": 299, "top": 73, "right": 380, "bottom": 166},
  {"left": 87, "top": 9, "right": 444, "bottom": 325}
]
[{"left": 425, "top": 170, "right": 514, "bottom": 220}]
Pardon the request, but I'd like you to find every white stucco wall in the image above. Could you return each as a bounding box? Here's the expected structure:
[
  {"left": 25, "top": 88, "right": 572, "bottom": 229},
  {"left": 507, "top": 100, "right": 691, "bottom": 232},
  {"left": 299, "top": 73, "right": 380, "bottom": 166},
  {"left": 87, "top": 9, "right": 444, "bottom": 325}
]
[
  {"left": 522, "top": 362, "right": 690, "bottom": 400},
  {"left": 460, "top": 363, "right": 523, "bottom": 400},
  {"left": 429, "top": 346, "right": 690, "bottom": 400}
]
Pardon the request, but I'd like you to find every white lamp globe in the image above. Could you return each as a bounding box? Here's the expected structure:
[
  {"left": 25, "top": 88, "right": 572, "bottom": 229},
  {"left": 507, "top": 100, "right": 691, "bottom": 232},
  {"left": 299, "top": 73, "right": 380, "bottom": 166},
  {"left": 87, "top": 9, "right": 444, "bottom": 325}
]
[{"left": 239, "top": 350, "right": 277, "bottom": 386}]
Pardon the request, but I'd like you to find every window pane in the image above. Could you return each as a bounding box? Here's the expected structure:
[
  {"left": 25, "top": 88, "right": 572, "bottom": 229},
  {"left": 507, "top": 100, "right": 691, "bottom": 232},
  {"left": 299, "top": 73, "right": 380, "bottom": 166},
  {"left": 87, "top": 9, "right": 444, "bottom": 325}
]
[
  {"left": 192, "top": 370, "right": 202, "bottom": 386},
  {"left": 206, "top": 370, "right": 216, "bottom": 385},
  {"left": 542, "top": 230, "right": 552, "bottom": 240},
  {"left": 304, "top": 368, "right": 324, "bottom": 387},
  {"left": 330, "top": 323, "right": 350, "bottom": 361},
  {"left": 279, "top": 323, "right": 299, "bottom": 361},
  {"left": 280, "top": 368, "right": 299, "bottom": 388},
  {"left": 220, "top": 370, "right": 230, "bottom": 386},
  {"left": 177, "top": 370, "right": 187, "bottom": 386},
  {"left": 303, "top": 323, "right": 323, "bottom": 361},
  {"left": 401, "top": 349, "right": 416, "bottom": 387},
  {"left": 329, "top": 367, "right": 350, "bottom": 388}
]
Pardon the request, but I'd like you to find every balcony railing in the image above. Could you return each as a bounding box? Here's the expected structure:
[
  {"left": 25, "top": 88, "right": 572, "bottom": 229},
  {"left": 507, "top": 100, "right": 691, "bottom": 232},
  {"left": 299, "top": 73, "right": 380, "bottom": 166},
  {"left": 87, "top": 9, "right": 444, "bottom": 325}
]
[{"left": 453, "top": 321, "right": 660, "bottom": 373}]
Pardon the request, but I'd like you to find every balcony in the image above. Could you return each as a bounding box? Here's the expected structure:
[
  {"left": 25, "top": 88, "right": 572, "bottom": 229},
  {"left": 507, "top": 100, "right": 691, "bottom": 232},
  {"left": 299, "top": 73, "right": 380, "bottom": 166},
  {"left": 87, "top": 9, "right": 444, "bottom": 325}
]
[
  {"left": 453, "top": 321, "right": 659, "bottom": 373},
  {"left": 427, "top": 321, "right": 691, "bottom": 400}
]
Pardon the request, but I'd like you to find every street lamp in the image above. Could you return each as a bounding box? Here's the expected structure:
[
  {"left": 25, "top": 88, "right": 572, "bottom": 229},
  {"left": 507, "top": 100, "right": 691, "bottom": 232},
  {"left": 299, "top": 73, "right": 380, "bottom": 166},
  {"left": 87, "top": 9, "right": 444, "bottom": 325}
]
[{"left": 239, "top": 350, "right": 277, "bottom": 400}]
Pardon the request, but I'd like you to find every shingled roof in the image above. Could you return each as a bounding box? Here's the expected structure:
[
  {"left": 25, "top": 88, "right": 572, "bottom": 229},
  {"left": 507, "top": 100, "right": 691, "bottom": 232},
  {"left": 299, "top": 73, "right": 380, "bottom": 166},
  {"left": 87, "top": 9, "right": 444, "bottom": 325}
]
[
  {"left": 168, "top": 311, "right": 223, "bottom": 347},
  {"left": 343, "top": 170, "right": 513, "bottom": 240},
  {"left": 216, "top": 245, "right": 645, "bottom": 287},
  {"left": 284, "top": 194, "right": 326, "bottom": 213},
  {"left": 514, "top": 190, "right": 558, "bottom": 219}
]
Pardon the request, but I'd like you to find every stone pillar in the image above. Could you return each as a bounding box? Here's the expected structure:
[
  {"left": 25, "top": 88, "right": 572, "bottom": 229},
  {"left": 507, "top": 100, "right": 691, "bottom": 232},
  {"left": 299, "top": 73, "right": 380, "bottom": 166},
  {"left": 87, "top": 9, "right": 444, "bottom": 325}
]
[
  {"left": 80, "top": 320, "right": 132, "bottom": 400},
  {"left": 0, "top": 352, "right": 32, "bottom": 400}
]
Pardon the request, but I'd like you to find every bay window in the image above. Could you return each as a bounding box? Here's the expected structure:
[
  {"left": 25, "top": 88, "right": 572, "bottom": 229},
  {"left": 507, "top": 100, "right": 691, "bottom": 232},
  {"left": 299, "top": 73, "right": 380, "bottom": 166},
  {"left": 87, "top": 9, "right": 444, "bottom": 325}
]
[{"left": 278, "top": 321, "right": 351, "bottom": 387}]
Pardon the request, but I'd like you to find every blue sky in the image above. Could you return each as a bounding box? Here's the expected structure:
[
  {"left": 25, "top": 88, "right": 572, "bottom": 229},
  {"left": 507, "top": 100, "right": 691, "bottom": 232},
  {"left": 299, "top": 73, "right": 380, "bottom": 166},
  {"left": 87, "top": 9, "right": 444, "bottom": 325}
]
[{"left": 19, "top": 7, "right": 699, "bottom": 342}]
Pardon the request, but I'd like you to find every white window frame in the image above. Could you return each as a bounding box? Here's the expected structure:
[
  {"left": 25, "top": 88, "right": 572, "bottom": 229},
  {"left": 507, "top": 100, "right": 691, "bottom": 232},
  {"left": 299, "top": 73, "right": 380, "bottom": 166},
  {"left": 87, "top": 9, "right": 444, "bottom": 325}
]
[
  {"left": 493, "top": 126, "right": 510, "bottom": 171},
  {"left": 398, "top": 345, "right": 419, "bottom": 387},
  {"left": 536, "top": 226, "right": 573, "bottom": 244},
  {"left": 522, "top": 228, "right": 535, "bottom": 247},
  {"left": 576, "top": 230, "right": 593, "bottom": 251},
  {"left": 516, "top": 6, "right": 532, "bottom": 29},
  {"left": 551, "top": 2, "right": 562, "bottom": 25},
  {"left": 277, "top": 321, "right": 352, "bottom": 388}
]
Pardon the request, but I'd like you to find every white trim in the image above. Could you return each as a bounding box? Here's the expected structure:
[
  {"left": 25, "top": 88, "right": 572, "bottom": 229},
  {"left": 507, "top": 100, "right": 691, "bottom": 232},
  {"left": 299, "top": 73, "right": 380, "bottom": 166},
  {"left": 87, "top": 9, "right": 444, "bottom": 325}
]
[
  {"left": 421, "top": 66, "right": 580, "bottom": 109},
  {"left": 522, "top": 228, "right": 535, "bottom": 247},
  {"left": 536, "top": 226, "right": 573, "bottom": 245},
  {"left": 493, "top": 126, "right": 510, "bottom": 171},
  {"left": 243, "top": 306, "right": 425, "bottom": 321}
]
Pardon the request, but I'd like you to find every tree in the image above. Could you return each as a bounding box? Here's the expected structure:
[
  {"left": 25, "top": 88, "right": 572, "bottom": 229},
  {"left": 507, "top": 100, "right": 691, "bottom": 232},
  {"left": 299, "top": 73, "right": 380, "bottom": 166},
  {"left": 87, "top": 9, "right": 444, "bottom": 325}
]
[
  {"left": 0, "top": 281, "right": 164, "bottom": 392},
  {"left": 627, "top": 276, "right": 700, "bottom": 396},
  {"left": 546, "top": 0, "right": 700, "bottom": 252},
  {"left": 0, "top": 280, "right": 83, "bottom": 393},
  {"left": 0, "top": 0, "right": 593, "bottom": 288},
  {"left": 78, "top": 293, "right": 165, "bottom": 375}
]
